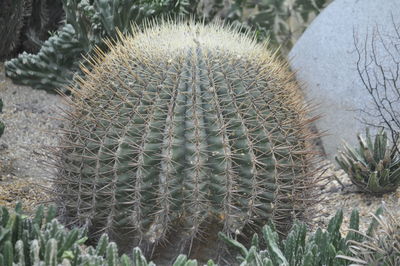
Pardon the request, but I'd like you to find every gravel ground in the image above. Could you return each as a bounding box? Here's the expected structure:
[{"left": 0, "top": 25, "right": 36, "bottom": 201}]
[
  {"left": 0, "top": 63, "right": 65, "bottom": 212},
  {"left": 313, "top": 162, "right": 400, "bottom": 235},
  {"left": 0, "top": 62, "right": 399, "bottom": 236}
]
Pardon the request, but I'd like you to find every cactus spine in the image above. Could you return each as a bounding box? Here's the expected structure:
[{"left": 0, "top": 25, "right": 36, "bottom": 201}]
[{"left": 55, "top": 21, "right": 319, "bottom": 259}]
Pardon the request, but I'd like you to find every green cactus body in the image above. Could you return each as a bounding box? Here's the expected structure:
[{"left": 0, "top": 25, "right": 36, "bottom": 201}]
[{"left": 56, "top": 21, "right": 318, "bottom": 260}]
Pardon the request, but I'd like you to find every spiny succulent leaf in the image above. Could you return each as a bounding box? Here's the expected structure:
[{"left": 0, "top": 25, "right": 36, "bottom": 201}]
[
  {"left": 337, "top": 128, "right": 400, "bottom": 194},
  {"left": 3, "top": 241, "right": 13, "bottom": 266},
  {"left": 282, "top": 221, "right": 307, "bottom": 262},
  {"left": 45, "top": 239, "right": 58, "bottom": 266},
  {"left": 219, "top": 232, "right": 249, "bottom": 258},
  {"left": 30, "top": 240, "right": 40, "bottom": 265},
  {"left": 0, "top": 122, "right": 4, "bottom": 138},
  {"left": 251, "top": 233, "right": 259, "bottom": 251},
  {"left": 345, "top": 209, "right": 361, "bottom": 242},
  {"left": 95, "top": 234, "right": 109, "bottom": 256},
  {"left": 262, "top": 226, "right": 289, "bottom": 265},
  {"left": 14, "top": 240, "right": 25, "bottom": 265},
  {"left": 132, "top": 247, "right": 151, "bottom": 266},
  {"left": 106, "top": 242, "right": 119, "bottom": 266},
  {"left": 120, "top": 254, "right": 132, "bottom": 266},
  {"left": 366, "top": 206, "right": 384, "bottom": 237}
]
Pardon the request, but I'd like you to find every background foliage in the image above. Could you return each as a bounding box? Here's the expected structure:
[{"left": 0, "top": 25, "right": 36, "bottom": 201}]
[
  {"left": 3, "top": 0, "right": 331, "bottom": 92},
  {"left": 0, "top": 0, "right": 64, "bottom": 60}
]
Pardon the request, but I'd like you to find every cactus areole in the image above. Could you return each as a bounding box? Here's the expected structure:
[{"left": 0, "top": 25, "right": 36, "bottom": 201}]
[{"left": 55, "top": 21, "right": 319, "bottom": 259}]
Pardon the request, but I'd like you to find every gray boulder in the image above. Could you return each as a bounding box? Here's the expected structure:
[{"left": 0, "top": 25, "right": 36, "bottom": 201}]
[{"left": 289, "top": 0, "right": 400, "bottom": 162}]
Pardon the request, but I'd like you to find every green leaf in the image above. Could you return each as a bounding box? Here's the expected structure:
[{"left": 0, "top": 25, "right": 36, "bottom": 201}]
[
  {"left": 29, "top": 240, "right": 40, "bottom": 265},
  {"left": 95, "top": 234, "right": 109, "bottom": 256},
  {"left": 262, "top": 225, "right": 289, "bottom": 266},
  {"left": 106, "top": 242, "right": 119, "bottom": 266},
  {"left": 45, "top": 239, "right": 58, "bottom": 266},
  {"left": 14, "top": 240, "right": 25, "bottom": 265},
  {"left": 46, "top": 205, "right": 57, "bottom": 223},
  {"left": 251, "top": 233, "right": 259, "bottom": 251},
  {"left": 120, "top": 254, "right": 132, "bottom": 266},
  {"left": 58, "top": 229, "right": 79, "bottom": 257},
  {"left": 132, "top": 247, "right": 149, "bottom": 266},
  {"left": 346, "top": 209, "right": 361, "bottom": 242},
  {"left": 62, "top": 250, "right": 74, "bottom": 260},
  {"left": 173, "top": 254, "right": 198, "bottom": 266},
  {"left": 219, "top": 232, "right": 249, "bottom": 258},
  {"left": 33, "top": 205, "right": 45, "bottom": 228},
  {"left": 0, "top": 229, "right": 11, "bottom": 247},
  {"left": 76, "top": 236, "right": 88, "bottom": 245},
  {"left": 3, "top": 241, "right": 13, "bottom": 266},
  {"left": 366, "top": 206, "right": 384, "bottom": 236},
  {"left": 327, "top": 209, "right": 343, "bottom": 235},
  {"left": 206, "top": 259, "right": 217, "bottom": 266}
]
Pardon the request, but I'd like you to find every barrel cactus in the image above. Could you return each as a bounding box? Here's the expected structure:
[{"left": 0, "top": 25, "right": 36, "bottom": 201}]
[{"left": 54, "top": 21, "right": 320, "bottom": 261}]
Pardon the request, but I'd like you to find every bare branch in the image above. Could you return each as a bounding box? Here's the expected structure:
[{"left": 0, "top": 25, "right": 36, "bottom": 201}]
[{"left": 354, "top": 16, "right": 400, "bottom": 146}]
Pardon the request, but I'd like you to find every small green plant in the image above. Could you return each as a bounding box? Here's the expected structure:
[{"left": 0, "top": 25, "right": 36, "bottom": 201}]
[
  {"left": 0, "top": 203, "right": 216, "bottom": 265},
  {"left": 337, "top": 205, "right": 399, "bottom": 265},
  {"left": 0, "top": 99, "right": 4, "bottom": 137},
  {"left": 0, "top": 203, "right": 87, "bottom": 265},
  {"left": 220, "top": 207, "right": 389, "bottom": 266},
  {"left": 1, "top": 203, "right": 391, "bottom": 266},
  {"left": 336, "top": 128, "right": 400, "bottom": 194},
  {"left": 220, "top": 209, "right": 363, "bottom": 266}
]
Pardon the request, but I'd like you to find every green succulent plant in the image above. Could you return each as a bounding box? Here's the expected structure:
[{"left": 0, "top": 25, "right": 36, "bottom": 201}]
[
  {"left": 5, "top": 0, "right": 331, "bottom": 92},
  {"left": 0, "top": 99, "right": 4, "bottom": 137},
  {"left": 222, "top": 207, "right": 388, "bottom": 266},
  {"left": 1, "top": 203, "right": 391, "bottom": 266},
  {"left": 220, "top": 209, "right": 363, "bottom": 266},
  {"left": 5, "top": 24, "right": 84, "bottom": 91},
  {"left": 337, "top": 205, "right": 399, "bottom": 266},
  {"left": 0, "top": 203, "right": 217, "bottom": 266},
  {"left": 335, "top": 128, "right": 400, "bottom": 194},
  {"left": 5, "top": 0, "right": 178, "bottom": 92},
  {"left": 54, "top": 21, "right": 320, "bottom": 262},
  {"left": 0, "top": 203, "right": 87, "bottom": 266}
]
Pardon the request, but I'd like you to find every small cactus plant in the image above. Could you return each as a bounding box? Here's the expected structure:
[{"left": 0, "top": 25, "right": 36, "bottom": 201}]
[
  {"left": 221, "top": 209, "right": 364, "bottom": 266},
  {"left": 0, "top": 99, "right": 4, "bottom": 137},
  {"left": 54, "top": 21, "right": 320, "bottom": 261},
  {"left": 0, "top": 203, "right": 87, "bottom": 266},
  {"left": 338, "top": 205, "right": 400, "bottom": 265},
  {"left": 335, "top": 128, "right": 400, "bottom": 194},
  {"left": 0, "top": 203, "right": 213, "bottom": 266}
]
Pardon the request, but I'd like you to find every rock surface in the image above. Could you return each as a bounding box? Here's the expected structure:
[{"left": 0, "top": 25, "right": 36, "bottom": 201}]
[{"left": 289, "top": 0, "right": 400, "bottom": 162}]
